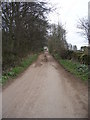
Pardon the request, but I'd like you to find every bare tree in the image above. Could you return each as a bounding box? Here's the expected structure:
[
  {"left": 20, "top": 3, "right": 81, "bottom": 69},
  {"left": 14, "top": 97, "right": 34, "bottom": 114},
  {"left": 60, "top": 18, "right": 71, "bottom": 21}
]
[
  {"left": 72, "top": 45, "right": 77, "bottom": 51},
  {"left": 77, "top": 17, "right": 90, "bottom": 44}
]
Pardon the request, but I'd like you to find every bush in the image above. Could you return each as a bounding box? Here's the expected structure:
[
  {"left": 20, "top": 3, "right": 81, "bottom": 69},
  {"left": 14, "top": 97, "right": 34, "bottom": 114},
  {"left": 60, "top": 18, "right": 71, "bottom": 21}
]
[
  {"left": 60, "top": 50, "right": 74, "bottom": 59},
  {"left": 2, "top": 54, "right": 38, "bottom": 85},
  {"left": 80, "top": 54, "right": 90, "bottom": 65},
  {"left": 59, "top": 59, "right": 88, "bottom": 81}
]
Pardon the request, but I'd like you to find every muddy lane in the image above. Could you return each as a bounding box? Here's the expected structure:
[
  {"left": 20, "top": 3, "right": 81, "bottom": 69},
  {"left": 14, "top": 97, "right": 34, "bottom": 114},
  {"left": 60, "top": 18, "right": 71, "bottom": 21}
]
[{"left": 2, "top": 53, "right": 88, "bottom": 118}]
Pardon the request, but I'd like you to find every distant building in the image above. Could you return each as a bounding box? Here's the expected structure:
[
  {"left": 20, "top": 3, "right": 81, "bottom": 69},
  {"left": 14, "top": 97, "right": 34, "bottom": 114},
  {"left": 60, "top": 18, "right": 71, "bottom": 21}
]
[
  {"left": 44, "top": 46, "right": 48, "bottom": 52},
  {"left": 80, "top": 46, "right": 88, "bottom": 55}
]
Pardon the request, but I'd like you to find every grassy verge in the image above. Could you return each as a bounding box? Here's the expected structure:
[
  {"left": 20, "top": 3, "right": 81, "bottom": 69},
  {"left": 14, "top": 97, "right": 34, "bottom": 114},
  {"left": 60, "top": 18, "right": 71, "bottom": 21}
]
[
  {"left": 53, "top": 54, "right": 88, "bottom": 81},
  {"left": 1, "top": 54, "right": 38, "bottom": 85}
]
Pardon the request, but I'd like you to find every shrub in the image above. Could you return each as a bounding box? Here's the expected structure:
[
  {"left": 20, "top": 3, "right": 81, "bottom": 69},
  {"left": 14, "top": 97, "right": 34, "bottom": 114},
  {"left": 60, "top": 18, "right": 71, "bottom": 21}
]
[{"left": 80, "top": 54, "right": 90, "bottom": 65}]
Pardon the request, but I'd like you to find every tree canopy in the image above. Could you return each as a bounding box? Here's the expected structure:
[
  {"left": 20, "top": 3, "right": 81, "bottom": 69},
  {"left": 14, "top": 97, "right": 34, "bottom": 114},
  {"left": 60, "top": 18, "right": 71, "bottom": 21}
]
[{"left": 2, "top": 2, "right": 50, "bottom": 70}]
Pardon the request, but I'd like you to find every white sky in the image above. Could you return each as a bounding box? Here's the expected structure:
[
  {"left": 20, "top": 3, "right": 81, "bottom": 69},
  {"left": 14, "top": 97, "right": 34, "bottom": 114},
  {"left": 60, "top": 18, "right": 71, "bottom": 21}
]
[{"left": 46, "top": 0, "right": 89, "bottom": 49}]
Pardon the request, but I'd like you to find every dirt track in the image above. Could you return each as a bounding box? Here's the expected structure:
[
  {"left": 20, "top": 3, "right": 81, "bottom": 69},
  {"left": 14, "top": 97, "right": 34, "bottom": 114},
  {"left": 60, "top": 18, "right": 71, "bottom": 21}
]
[{"left": 2, "top": 53, "right": 88, "bottom": 118}]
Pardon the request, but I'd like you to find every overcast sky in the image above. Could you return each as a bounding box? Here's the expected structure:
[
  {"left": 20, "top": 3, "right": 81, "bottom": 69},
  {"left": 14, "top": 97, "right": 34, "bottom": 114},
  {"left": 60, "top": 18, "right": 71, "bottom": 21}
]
[{"left": 46, "top": 0, "right": 89, "bottom": 49}]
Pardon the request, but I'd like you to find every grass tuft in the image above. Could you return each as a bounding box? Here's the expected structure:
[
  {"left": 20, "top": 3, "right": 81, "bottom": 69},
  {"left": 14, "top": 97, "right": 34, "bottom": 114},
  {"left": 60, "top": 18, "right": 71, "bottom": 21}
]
[
  {"left": 1, "top": 54, "right": 38, "bottom": 85},
  {"left": 53, "top": 54, "right": 88, "bottom": 81}
]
